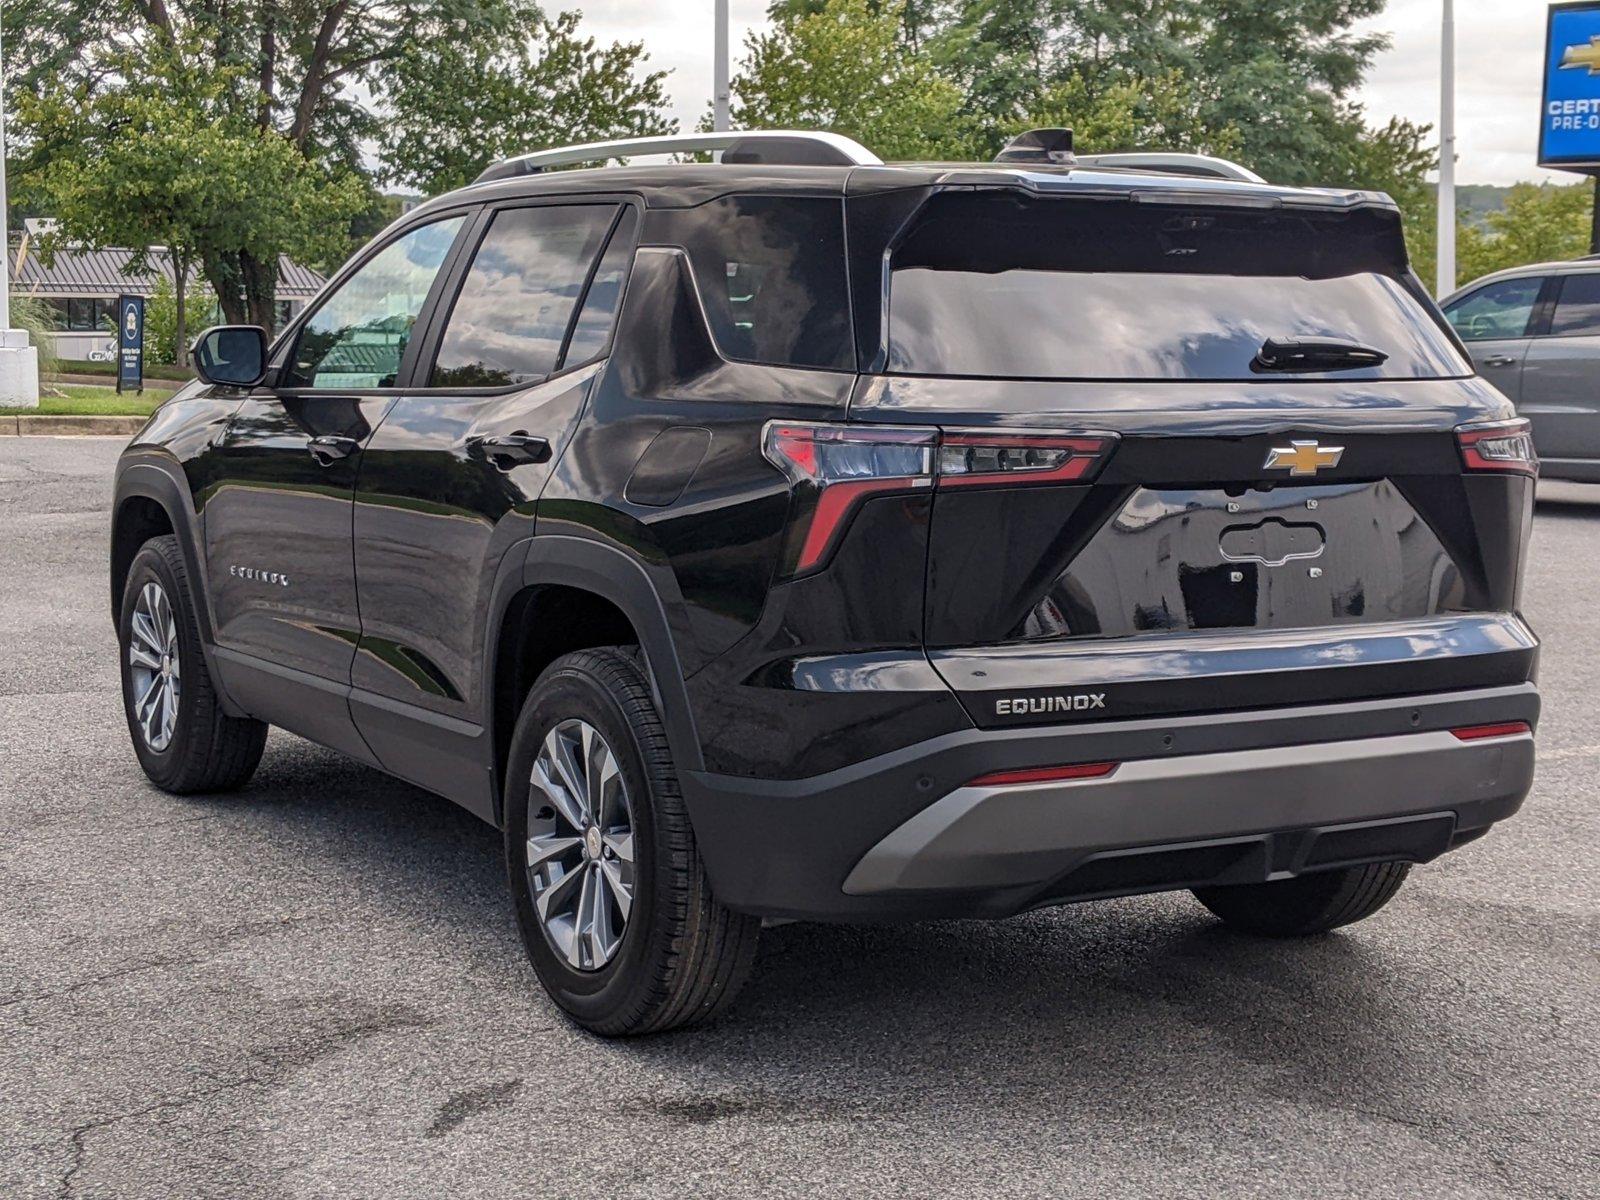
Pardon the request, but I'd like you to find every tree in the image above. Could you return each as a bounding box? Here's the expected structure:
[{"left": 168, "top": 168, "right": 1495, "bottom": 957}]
[
  {"left": 9, "top": 1, "right": 670, "bottom": 320},
  {"left": 1454, "top": 183, "right": 1597, "bottom": 289},
  {"left": 15, "top": 38, "right": 365, "bottom": 340},
  {"left": 729, "top": 0, "right": 971, "bottom": 162},
  {"left": 1022, "top": 68, "right": 1243, "bottom": 160},
  {"left": 381, "top": 11, "right": 676, "bottom": 196}
]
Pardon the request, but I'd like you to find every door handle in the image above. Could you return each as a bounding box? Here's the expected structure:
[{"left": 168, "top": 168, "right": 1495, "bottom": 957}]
[
  {"left": 470, "top": 431, "right": 551, "bottom": 470},
  {"left": 1482, "top": 355, "right": 1518, "bottom": 368},
  {"left": 307, "top": 435, "right": 361, "bottom": 466}
]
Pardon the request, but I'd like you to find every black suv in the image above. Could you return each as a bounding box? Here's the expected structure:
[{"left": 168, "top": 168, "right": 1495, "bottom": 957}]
[{"left": 111, "top": 130, "right": 1540, "bottom": 1035}]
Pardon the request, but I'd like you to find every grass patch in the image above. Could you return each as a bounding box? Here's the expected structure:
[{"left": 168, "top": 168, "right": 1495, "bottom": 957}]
[{"left": 28, "top": 384, "right": 166, "bottom": 417}]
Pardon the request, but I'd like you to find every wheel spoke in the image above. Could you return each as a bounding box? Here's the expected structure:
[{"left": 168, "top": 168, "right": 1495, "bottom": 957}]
[
  {"left": 131, "top": 610, "right": 163, "bottom": 657},
  {"left": 128, "top": 642, "right": 162, "bottom": 671},
  {"left": 599, "top": 857, "right": 632, "bottom": 922},
  {"left": 591, "top": 865, "right": 619, "bottom": 960},
  {"left": 601, "top": 830, "right": 633, "bottom": 864},
  {"left": 534, "top": 863, "right": 585, "bottom": 927},
  {"left": 574, "top": 865, "right": 599, "bottom": 968},
  {"left": 526, "top": 832, "right": 582, "bottom": 871},
  {"left": 534, "top": 747, "right": 587, "bottom": 832},
  {"left": 549, "top": 729, "right": 590, "bottom": 823}
]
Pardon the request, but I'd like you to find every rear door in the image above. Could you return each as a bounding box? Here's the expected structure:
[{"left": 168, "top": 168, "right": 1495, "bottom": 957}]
[
  {"left": 1441, "top": 274, "right": 1547, "bottom": 403},
  {"left": 205, "top": 215, "right": 467, "bottom": 752},
  {"left": 348, "top": 200, "right": 637, "bottom": 813},
  {"left": 1520, "top": 272, "right": 1600, "bottom": 464}
]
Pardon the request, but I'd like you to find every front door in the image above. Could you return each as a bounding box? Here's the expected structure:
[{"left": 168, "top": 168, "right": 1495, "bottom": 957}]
[
  {"left": 1442, "top": 274, "right": 1546, "bottom": 404},
  {"left": 1520, "top": 272, "right": 1600, "bottom": 465},
  {"left": 348, "top": 201, "right": 638, "bottom": 815},
  {"left": 205, "top": 215, "right": 468, "bottom": 751}
]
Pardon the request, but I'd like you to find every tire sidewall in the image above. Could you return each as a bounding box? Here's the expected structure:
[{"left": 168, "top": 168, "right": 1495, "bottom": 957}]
[
  {"left": 118, "top": 541, "right": 200, "bottom": 788},
  {"left": 504, "top": 656, "right": 663, "bottom": 1023}
]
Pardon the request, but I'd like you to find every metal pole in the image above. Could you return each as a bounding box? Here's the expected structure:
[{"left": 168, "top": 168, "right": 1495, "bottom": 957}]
[
  {"left": 713, "top": 0, "right": 730, "bottom": 133},
  {"left": 1591, "top": 175, "right": 1599, "bottom": 256},
  {"left": 1436, "top": 0, "right": 1456, "bottom": 297},
  {"left": 0, "top": 4, "right": 11, "bottom": 330}
]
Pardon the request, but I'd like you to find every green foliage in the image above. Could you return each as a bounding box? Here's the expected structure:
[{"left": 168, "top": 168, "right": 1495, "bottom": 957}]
[
  {"left": 729, "top": 0, "right": 972, "bottom": 161},
  {"left": 144, "top": 277, "right": 218, "bottom": 365},
  {"left": 735, "top": 0, "right": 1434, "bottom": 232},
  {"left": 1455, "top": 182, "right": 1597, "bottom": 289},
  {"left": 381, "top": 11, "right": 677, "bottom": 196},
  {"left": 8, "top": 297, "right": 62, "bottom": 385}
]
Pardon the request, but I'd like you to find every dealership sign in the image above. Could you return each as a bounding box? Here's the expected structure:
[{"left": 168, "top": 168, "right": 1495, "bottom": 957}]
[
  {"left": 115, "top": 294, "right": 145, "bottom": 395},
  {"left": 1540, "top": 1, "right": 1600, "bottom": 171}
]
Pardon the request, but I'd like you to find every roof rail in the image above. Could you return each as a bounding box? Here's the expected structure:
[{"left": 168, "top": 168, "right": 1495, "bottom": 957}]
[
  {"left": 1071, "top": 152, "right": 1266, "bottom": 183},
  {"left": 475, "top": 130, "right": 883, "bottom": 184}
]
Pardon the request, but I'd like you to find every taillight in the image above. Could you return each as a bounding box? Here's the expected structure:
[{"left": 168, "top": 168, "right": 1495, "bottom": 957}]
[
  {"left": 938, "top": 430, "right": 1115, "bottom": 487},
  {"left": 762, "top": 423, "right": 937, "bottom": 574},
  {"left": 1457, "top": 419, "right": 1537, "bottom": 476},
  {"left": 762, "top": 422, "right": 1117, "bottom": 575}
]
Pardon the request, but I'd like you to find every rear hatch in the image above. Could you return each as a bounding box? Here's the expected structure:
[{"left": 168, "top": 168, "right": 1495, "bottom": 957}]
[{"left": 845, "top": 185, "right": 1538, "bottom": 727}]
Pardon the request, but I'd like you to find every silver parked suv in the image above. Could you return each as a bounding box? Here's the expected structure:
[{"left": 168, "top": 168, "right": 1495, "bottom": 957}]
[{"left": 1443, "top": 257, "right": 1600, "bottom": 482}]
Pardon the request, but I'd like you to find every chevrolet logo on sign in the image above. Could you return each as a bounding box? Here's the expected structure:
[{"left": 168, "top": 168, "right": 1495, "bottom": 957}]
[
  {"left": 1264, "top": 440, "right": 1344, "bottom": 476},
  {"left": 1561, "top": 35, "right": 1600, "bottom": 75}
]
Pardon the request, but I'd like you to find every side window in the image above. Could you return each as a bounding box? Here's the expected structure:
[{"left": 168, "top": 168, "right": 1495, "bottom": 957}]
[
  {"left": 563, "top": 208, "right": 639, "bottom": 369},
  {"left": 430, "top": 204, "right": 618, "bottom": 388},
  {"left": 672, "top": 195, "right": 853, "bottom": 370},
  {"left": 285, "top": 217, "right": 465, "bottom": 389},
  {"left": 1549, "top": 274, "right": 1600, "bottom": 337},
  {"left": 1443, "top": 277, "right": 1543, "bottom": 342}
]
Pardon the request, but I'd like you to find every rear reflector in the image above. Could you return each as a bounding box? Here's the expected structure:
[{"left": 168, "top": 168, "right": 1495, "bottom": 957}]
[
  {"left": 967, "top": 761, "right": 1119, "bottom": 787},
  {"left": 1457, "top": 419, "right": 1537, "bottom": 476},
  {"left": 1450, "top": 721, "right": 1532, "bottom": 741}
]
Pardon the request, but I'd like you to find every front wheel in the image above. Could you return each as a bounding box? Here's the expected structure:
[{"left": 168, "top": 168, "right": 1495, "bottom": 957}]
[
  {"left": 504, "top": 647, "right": 760, "bottom": 1035},
  {"left": 1192, "top": 861, "right": 1411, "bottom": 937},
  {"left": 118, "top": 535, "right": 267, "bottom": 793}
]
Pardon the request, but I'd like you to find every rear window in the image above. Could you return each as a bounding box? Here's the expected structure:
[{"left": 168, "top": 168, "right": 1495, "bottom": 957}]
[
  {"left": 672, "top": 195, "right": 853, "bottom": 371},
  {"left": 885, "top": 193, "right": 1470, "bottom": 381}
]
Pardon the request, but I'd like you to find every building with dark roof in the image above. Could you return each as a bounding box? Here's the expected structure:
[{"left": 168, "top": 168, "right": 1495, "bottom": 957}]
[{"left": 8, "top": 238, "right": 326, "bottom": 361}]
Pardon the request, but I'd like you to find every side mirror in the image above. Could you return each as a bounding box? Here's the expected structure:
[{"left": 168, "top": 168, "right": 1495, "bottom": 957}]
[{"left": 192, "top": 325, "right": 269, "bottom": 388}]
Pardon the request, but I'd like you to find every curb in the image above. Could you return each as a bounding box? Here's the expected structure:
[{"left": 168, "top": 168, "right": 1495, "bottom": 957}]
[{"left": 2, "top": 415, "right": 147, "bottom": 437}]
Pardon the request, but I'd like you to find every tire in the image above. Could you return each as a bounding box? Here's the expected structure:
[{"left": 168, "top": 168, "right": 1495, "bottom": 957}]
[
  {"left": 1192, "top": 861, "right": 1411, "bottom": 937},
  {"left": 118, "top": 535, "right": 267, "bottom": 794},
  {"left": 504, "top": 647, "right": 760, "bottom": 1036}
]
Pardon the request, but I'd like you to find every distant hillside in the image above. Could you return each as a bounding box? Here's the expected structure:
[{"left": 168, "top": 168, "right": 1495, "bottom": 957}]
[{"left": 1457, "top": 185, "right": 1512, "bottom": 227}]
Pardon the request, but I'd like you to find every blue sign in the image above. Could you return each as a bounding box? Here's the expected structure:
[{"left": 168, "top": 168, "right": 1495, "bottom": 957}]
[
  {"left": 116, "top": 294, "right": 144, "bottom": 394},
  {"left": 1540, "top": 2, "right": 1600, "bottom": 172}
]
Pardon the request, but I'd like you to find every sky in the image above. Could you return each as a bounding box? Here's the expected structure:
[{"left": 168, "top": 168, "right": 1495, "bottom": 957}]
[{"left": 574, "top": 0, "right": 1581, "bottom": 188}]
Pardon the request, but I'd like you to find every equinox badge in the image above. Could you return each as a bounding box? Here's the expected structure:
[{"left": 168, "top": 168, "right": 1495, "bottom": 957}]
[{"left": 1264, "top": 440, "right": 1344, "bottom": 476}]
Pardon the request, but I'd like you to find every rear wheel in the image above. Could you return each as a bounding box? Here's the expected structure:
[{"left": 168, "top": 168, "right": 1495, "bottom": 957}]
[
  {"left": 504, "top": 647, "right": 760, "bottom": 1035},
  {"left": 1192, "top": 862, "right": 1411, "bottom": 937},
  {"left": 118, "top": 535, "right": 267, "bottom": 793}
]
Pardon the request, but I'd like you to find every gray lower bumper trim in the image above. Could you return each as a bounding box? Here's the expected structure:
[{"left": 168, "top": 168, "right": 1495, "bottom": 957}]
[{"left": 842, "top": 729, "right": 1534, "bottom": 895}]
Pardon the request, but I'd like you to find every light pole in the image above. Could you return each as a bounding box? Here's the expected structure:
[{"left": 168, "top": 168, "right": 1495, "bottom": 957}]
[
  {"left": 0, "top": 2, "right": 40, "bottom": 409},
  {"left": 713, "top": 0, "right": 730, "bottom": 133},
  {"left": 1436, "top": 0, "right": 1457, "bottom": 298}
]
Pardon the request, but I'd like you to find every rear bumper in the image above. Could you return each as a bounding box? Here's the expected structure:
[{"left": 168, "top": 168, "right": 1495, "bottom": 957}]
[{"left": 679, "top": 684, "right": 1538, "bottom": 921}]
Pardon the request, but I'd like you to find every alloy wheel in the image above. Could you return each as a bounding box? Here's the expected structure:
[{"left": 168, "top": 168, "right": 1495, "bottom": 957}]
[
  {"left": 526, "top": 719, "right": 636, "bottom": 971},
  {"left": 128, "top": 580, "right": 181, "bottom": 752}
]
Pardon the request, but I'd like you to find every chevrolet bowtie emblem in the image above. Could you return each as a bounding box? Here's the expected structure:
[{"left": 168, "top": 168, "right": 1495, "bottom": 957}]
[
  {"left": 1561, "top": 35, "right": 1600, "bottom": 75},
  {"left": 1264, "top": 440, "right": 1344, "bottom": 476}
]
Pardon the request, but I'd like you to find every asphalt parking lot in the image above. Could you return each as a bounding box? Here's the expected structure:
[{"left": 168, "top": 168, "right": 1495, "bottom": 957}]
[{"left": 2, "top": 435, "right": 1596, "bottom": 1199}]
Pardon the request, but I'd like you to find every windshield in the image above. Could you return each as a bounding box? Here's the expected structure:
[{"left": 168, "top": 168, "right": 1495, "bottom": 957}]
[{"left": 884, "top": 193, "right": 1470, "bottom": 382}]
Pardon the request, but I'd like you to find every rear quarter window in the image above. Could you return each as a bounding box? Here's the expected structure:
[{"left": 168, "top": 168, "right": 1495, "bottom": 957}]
[{"left": 665, "top": 195, "right": 853, "bottom": 371}]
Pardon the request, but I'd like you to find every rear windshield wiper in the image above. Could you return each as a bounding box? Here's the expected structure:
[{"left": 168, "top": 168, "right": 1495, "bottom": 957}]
[{"left": 1251, "top": 337, "right": 1389, "bottom": 373}]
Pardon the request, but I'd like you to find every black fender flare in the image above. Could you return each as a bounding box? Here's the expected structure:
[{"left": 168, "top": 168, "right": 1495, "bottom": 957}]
[
  {"left": 506, "top": 534, "right": 704, "bottom": 776},
  {"left": 112, "top": 455, "right": 244, "bottom": 717}
]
